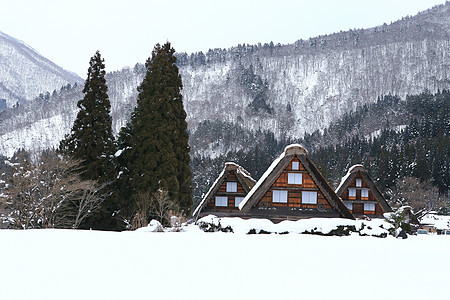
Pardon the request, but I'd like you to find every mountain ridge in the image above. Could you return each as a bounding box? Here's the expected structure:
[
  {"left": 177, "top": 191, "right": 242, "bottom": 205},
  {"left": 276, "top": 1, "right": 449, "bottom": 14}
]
[
  {"left": 0, "top": 30, "right": 83, "bottom": 107},
  {"left": 0, "top": 2, "right": 449, "bottom": 158}
]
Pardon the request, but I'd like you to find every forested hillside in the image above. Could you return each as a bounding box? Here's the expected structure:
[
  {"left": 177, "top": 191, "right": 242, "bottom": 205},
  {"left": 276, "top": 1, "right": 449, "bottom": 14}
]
[
  {"left": 1, "top": 3, "right": 449, "bottom": 158},
  {"left": 309, "top": 90, "right": 449, "bottom": 194},
  {"left": 191, "top": 90, "right": 449, "bottom": 208}
]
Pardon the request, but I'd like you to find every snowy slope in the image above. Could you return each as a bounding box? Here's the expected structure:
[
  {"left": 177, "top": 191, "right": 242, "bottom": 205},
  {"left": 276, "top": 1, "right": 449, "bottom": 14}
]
[
  {"left": 0, "top": 30, "right": 82, "bottom": 107},
  {"left": 0, "top": 226, "right": 448, "bottom": 300}
]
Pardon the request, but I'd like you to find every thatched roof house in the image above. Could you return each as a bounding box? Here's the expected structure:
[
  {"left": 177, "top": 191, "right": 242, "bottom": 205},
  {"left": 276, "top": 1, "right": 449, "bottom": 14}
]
[
  {"left": 335, "top": 165, "right": 392, "bottom": 218},
  {"left": 239, "top": 144, "right": 354, "bottom": 222},
  {"left": 193, "top": 162, "right": 256, "bottom": 220}
]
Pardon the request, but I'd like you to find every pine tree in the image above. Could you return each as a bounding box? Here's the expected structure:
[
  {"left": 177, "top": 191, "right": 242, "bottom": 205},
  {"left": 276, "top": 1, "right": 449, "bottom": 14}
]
[
  {"left": 118, "top": 42, "right": 192, "bottom": 217},
  {"left": 59, "top": 51, "right": 117, "bottom": 229},
  {"left": 60, "top": 50, "right": 116, "bottom": 182}
]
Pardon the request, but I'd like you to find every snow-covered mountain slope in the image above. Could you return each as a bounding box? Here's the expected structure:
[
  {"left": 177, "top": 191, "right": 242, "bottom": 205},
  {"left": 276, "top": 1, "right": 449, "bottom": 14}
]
[
  {"left": 0, "top": 3, "right": 450, "bottom": 157},
  {"left": 0, "top": 30, "right": 82, "bottom": 107}
]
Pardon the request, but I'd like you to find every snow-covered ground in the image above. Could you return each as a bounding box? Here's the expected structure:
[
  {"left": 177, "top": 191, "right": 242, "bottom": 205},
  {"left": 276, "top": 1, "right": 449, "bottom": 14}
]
[{"left": 0, "top": 218, "right": 449, "bottom": 300}]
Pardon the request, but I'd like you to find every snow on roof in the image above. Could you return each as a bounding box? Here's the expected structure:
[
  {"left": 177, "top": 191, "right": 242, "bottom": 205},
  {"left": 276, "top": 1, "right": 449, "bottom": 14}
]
[
  {"left": 193, "top": 162, "right": 256, "bottom": 217},
  {"left": 284, "top": 143, "right": 307, "bottom": 155},
  {"left": 192, "top": 168, "right": 225, "bottom": 217},
  {"left": 335, "top": 164, "right": 365, "bottom": 193},
  {"left": 224, "top": 162, "right": 239, "bottom": 168},
  {"left": 420, "top": 213, "right": 450, "bottom": 230},
  {"left": 239, "top": 153, "right": 284, "bottom": 210},
  {"left": 239, "top": 144, "right": 310, "bottom": 210}
]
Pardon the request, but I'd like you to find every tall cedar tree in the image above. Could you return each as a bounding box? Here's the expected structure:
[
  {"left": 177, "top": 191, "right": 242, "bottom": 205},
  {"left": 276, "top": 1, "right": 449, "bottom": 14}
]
[
  {"left": 59, "top": 51, "right": 117, "bottom": 229},
  {"left": 118, "top": 42, "right": 192, "bottom": 216}
]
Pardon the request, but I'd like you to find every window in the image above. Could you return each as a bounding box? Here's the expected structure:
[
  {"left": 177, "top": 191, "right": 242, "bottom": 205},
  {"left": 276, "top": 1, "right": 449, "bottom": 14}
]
[
  {"left": 273, "top": 190, "right": 288, "bottom": 203},
  {"left": 349, "top": 188, "right": 356, "bottom": 198},
  {"left": 302, "top": 191, "right": 317, "bottom": 204},
  {"left": 356, "top": 179, "right": 362, "bottom": 187},
  {"left": 215, "top": 196, "right": 228, "bottom": 207},
  {"left": 344, "top": 202, "right": 353, "bottom": 210},
  {"left": 288, "top": 173, "right": 302, "bottom": 184},
  {"left": 361, "top": 189, "right": 369, "bottom": 198},
  {"left": 364, "top": 203, "right": 375, "bottom": 211},
  {"left": 292, "top": 161, "right": 299, "bottom": 170},
  {"left": 226, "top": 182, "right": 237, "bottom": 192},
  {"left": 235, "top": 197, "right": 244, "bottom": 207}
]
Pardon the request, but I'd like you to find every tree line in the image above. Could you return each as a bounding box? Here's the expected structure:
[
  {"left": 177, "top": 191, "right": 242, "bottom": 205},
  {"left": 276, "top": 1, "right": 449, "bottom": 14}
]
[{"left": 190, "top": 91, "right": 449, "bottom": 215}]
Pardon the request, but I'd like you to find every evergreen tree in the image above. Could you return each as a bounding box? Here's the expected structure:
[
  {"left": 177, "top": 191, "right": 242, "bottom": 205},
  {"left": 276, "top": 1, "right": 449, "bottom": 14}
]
[
  {"left": 118, "top": 42, "right": 192, "bottom": 216},
  {"left": 59, "top": 51, "right": 117, "bottom": 229},
  {"left": 60, "top": 51, "right": 116, "bottom": 182}
]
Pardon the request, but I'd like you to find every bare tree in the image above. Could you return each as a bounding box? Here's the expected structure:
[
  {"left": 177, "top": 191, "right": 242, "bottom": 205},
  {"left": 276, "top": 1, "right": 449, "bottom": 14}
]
[
  {"left": 1, "top": 151, "right": 104, "bottom": 229},
  {"left": 130, "top": 189, "right": 179, "bottom": 230},
  {"left": 389, "top": 176, "right": 444, "bottom": 218},
  {"left": 130, "top": 191, "right": 153, "bottom": 230},
  {"left": 150, "top": 189, "right": 179, "bottom": 226}
]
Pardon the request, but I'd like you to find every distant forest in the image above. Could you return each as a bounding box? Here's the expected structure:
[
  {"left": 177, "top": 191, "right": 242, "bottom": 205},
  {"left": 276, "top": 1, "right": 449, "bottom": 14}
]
[{"left": 191, "top": 90, "right": 449, "bottom": 205}]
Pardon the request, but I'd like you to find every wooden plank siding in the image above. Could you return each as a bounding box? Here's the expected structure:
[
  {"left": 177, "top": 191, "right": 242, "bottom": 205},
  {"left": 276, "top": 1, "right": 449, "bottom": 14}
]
[
  {"left": 256, "top": 158, "right": 332, "bottom": 210},
  {"left": 240, "top": 145, "right": 355, "bottom": 220},
  {"left": 340, "top": 173, "right": 375, "bottom": 202},
  {"left": 205, "top": 171, "right": 247, "bottom": 210},
  {"left": 338, "top": 169, "right": 387, "bottom": 217}
]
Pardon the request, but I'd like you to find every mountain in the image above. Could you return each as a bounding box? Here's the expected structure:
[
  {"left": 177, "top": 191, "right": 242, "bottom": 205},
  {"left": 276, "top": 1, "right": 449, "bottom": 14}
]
[
  {"left": 0, "top": 30, "right": 82, "bottom": 108},
  {"left": 0, "top": 3, "right": 449, "bottom": 160}
]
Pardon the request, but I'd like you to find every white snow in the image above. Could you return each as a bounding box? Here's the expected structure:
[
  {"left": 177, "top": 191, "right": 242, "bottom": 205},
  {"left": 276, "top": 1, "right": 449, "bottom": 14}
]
[
  {"left": 420, "top": 213, "right": 450, "bottom": 230},
  {"left": 0, "top": 220, "right": 449, "bottom": 300},
  {"left": 335, "top": 164, "right": 364, "bottom": 192},
  {"left": 197, "top": 215, "right": 390, "bottom": 236},
  {"left": 192, "top": 168, "right": 225, "bottom": 217},
  {"left": 114, "top": 149, "right": 123, "bottom": 157},
  {"left": 0, "top": 114, "right": 72, "bottom": 158}
]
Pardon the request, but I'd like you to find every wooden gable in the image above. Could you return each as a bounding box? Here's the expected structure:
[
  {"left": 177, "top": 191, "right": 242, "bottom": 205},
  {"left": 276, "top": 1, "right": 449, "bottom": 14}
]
[
  {"left": 192, "top": 162, "right": 256, "bottom": 220},
  {"left": 257, "top": 157, "right": 333, "bottom": 211},
  {"left": 205, "top": 171, "right": 248, "bottom": 210},
  {"left": 336, "top": 165, "right": 392, "bottom": 217},
  {"left": 240, "top": 144, "right": 354, "bottom": 221}
]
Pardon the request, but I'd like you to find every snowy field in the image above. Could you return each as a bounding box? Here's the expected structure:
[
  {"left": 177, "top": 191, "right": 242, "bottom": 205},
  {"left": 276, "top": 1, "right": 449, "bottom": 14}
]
[{"left": 0, "top": 219, "right": 449, "bottom": 300}]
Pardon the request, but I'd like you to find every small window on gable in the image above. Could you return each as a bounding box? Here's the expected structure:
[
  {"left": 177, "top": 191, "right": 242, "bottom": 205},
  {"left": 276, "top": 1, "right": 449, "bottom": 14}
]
[
  {"left": 349, "top": 188, "right": 356, "bottom": 198},
  {"left": 302, "top": 191, "right": 317, "bottom": 204},
  {"left": 273, "top": 190, "right": 288, "bottom": 203},
  {"left": 292, "top": 161, "right": 299, "bottom": 170},
  {"left": 361, "top": 189, "right": 369, "bottom": 198},
  {"left": 215, "top": 196, "right": 228, "bottom": 207},
  {"left": 235, "top": 197, "right": 244, "bottom": 207},
  {"left": 344, "top": 202, "right": 353, "bottom": 210},
  {"left": 356, "top": 179, "right": 362, "bottom": 187},
  {"left": 288, "top": 173, "right": 302, "bottom": 184},
  {"left": 226, "top": 182, "right": 237, "bottom": 192},
  {"left": 364, "top": 203, "right": 375, "bottom": 211}
]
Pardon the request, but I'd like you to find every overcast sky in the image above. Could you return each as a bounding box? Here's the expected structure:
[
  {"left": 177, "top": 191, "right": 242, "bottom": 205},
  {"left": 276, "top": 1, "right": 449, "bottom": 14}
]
[{"left": 1, "top": 0, "right": 446, "bottom": 77}]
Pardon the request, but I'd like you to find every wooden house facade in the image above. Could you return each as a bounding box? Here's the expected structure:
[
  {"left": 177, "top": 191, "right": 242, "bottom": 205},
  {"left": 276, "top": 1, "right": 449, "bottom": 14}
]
[
  {"left": 193, "top": 162, "right": 256, "bottom": 220},
  {"left": 335, "top": 165, "right": 392, "bottom": 218},
  {"left": 239, "top": 144, "right": 354, "bottom": 222}
]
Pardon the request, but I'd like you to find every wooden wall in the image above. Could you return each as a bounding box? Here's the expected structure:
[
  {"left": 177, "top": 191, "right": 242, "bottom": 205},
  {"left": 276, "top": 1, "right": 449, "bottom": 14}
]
[
  {"left": 256, "top": 157, "right": 333, "bottom": 210},
  {"left": 340, "top": 171, "right": 385, "bottom": 216},
  {"left": 205, "top": 171, "right": 247, "bottom": 210}
]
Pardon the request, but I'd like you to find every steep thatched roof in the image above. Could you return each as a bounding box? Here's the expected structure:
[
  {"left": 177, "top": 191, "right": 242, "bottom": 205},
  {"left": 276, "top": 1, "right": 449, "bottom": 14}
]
[
  {"left": 239, "top": 144, "right": 354, "bottom": 219},
  {"left": 192, "top": 162, "right": 256, "bottom": 218},
  {"left": 335, "top": 165, "right": 392, "bottom": 213}
]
